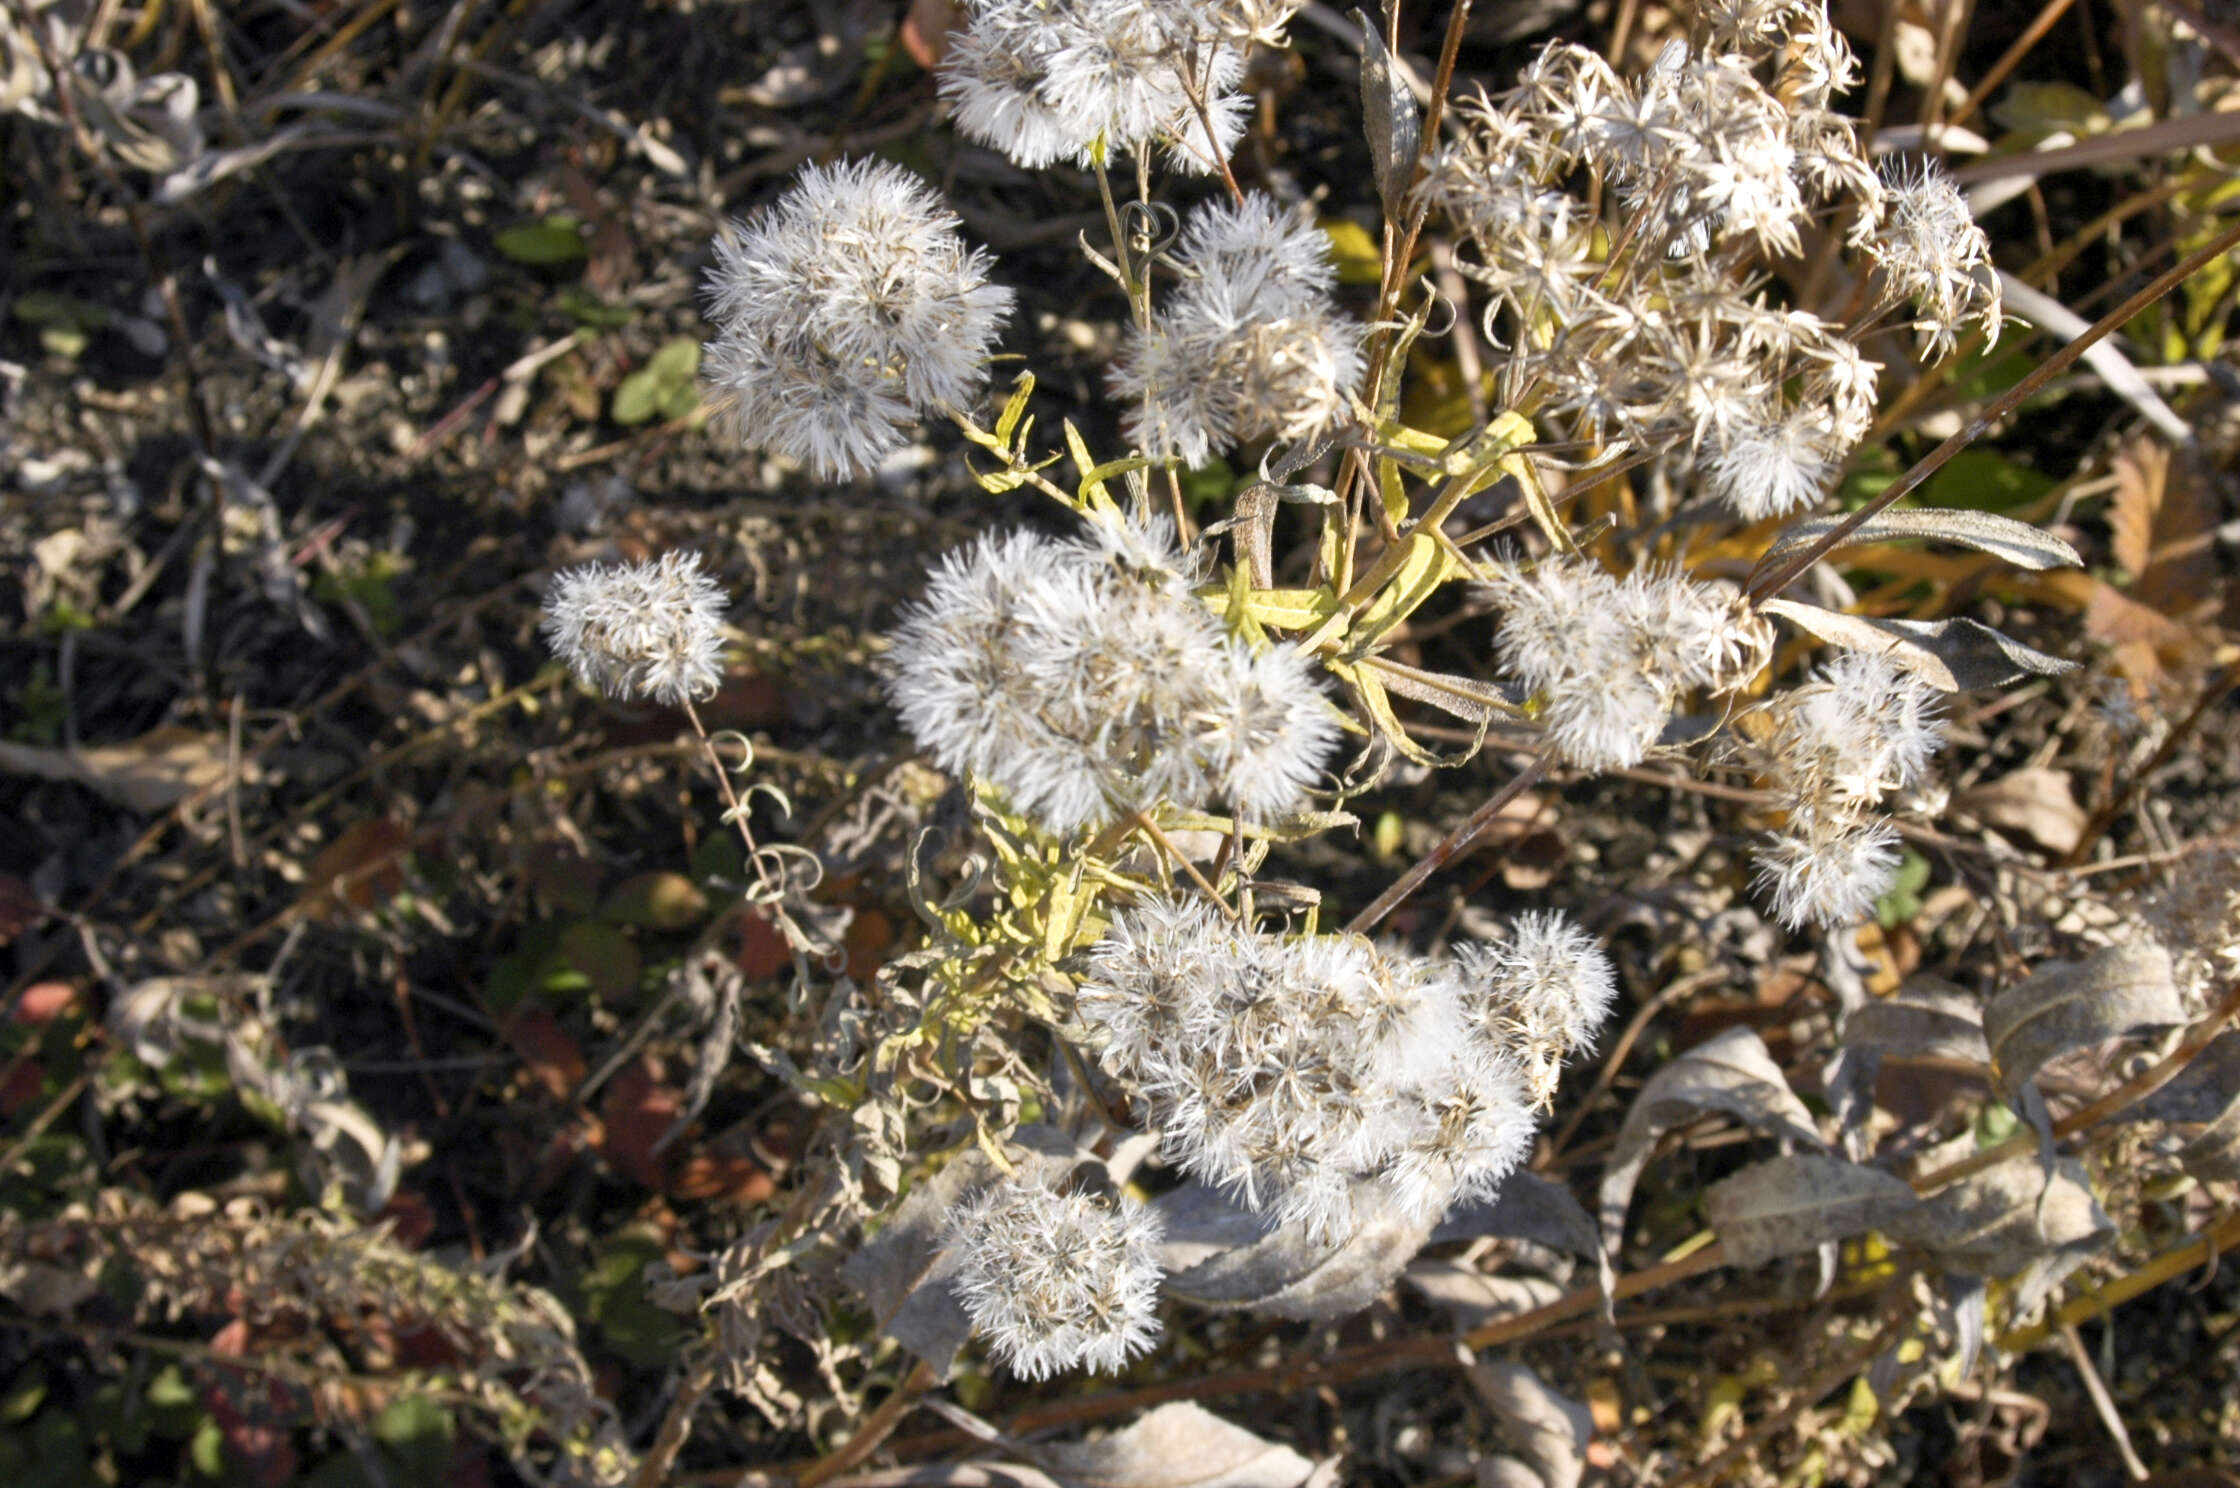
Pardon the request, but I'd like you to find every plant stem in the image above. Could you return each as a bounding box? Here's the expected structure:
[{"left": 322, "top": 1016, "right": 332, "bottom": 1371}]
[{"left": 1347, "top": 752, "right": 1553, "bottom": 934}]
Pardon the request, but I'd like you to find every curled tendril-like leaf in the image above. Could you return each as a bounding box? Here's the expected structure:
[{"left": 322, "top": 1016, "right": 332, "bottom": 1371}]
[
  {"left": 748, "top": 842, "right": 825, "bottom": 902},
  {"left": 1122, "top": 198, "right": 1182, "bottom": 266},
  {"left": 707, "top": 727, "right": 757, "bottom": 774}
]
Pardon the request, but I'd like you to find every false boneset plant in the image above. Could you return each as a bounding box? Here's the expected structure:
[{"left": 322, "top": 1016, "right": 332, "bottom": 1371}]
[{"left": 541, "top": 0, "right": 2090, "bottom": 1394}]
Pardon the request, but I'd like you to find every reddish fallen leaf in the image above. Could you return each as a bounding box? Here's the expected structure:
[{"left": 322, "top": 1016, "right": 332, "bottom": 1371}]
[
  {"left": 302, "top": 817, "right": 411, "bottom": 919},
  {"left": 504, "top": 1008, "right": 586, "bottom": 1100},
  {"left": 10, "top": 981, "right": 76, "bottom": 1024},
  {"left": 203, "top": 1320, "right": 301, "bottom": 1488},
  {"left": 0, "top": 1057, "right": 45, "bottom": 1117},
  {"left": 597, "top": 1056, "right": 679, "bottom": 1190},
  {"left": 2110, "top": 436, "right": 2221, "bottom": 616},
  {"left": 0, "top": 873, "right": 42, "bottom": 945},
  {"left": 900, "top": 0, "right": 964, "bottom": 68},
  {"left": 377, "top": 1188, "right": 439, "bottom": 1249},
  {"left": 668, "top": 1150, "right": 775, "bottom": 1205},
  {"left": 843, "top": 907, "right": 895, "bottom": 980},
  {"left": 726, "top": 906, "right": 792, "bottom": 980}
]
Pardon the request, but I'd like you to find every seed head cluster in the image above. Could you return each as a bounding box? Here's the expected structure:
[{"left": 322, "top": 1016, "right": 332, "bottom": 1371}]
[
  {"left": 1481, "top": 558, "right": 1773, "bottom": 771},
  {"left": 946, "top": 1176, "right": 1165, "bottom": 1380},
  {"left": 1416, "top": 9, "right": 1992, "bottom": 523},
  {"left": 939, "top": 0, "right": 1298, "bottom": 175},
  {"left": 700, "top": 159, "right": 1014, "bottom": 479},
  {"left": 884, "top": 516, "right": 1340, "bottom": 833},
  {"left": 1078, "top": 897, "right": 1614, "bottom": 1239},
  {"left": 1111, "top": 193, "right": 1365, "bottom": 467},
  {"left": 1743, "top": 650, "right": 1947, "bottom": 927},
  {"left": 541, "top": 550, "right": 728, "bottom": 707}
]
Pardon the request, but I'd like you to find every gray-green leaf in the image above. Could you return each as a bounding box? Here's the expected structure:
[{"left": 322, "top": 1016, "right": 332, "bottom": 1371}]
[
  {"left": 1761, "top": 599, "right": 2078, "bottom": 691},
  {"left": 1703, "top": 1153, "right": 1919, "bottom": 1267}
]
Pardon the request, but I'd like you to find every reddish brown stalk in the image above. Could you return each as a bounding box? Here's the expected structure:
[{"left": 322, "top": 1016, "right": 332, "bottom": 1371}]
[{"left": 1346, "top": 751, "right": 1554, "bottom": 934}]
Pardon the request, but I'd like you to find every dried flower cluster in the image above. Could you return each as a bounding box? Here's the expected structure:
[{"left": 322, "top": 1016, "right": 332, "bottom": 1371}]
[
  {"left": 884, "top": 515, "right": 1340, "bottom": 832},
  {"left": 1481, "top": 557, "right": 1773, "bottom": 770},
  {"left": 1111, "top": 193, "right": 1365, "bottom": 466},
  {"left": 1077, "top": 897, "right": 1613, "bottom": 1238},
  {"left": 939, "top": 0, "right": 1301, "bottom": 175},
  {"left": 542, "top": 549, "right": 728, "bottom": 706},
  {"left": 1742, "top": 650, "right": 1947, "bottom": 926},
  {"left": 1418, "top": 13, "right": 1995, "bottom": 522},
  {"left": 700, "top": 159, "right": 1014, "bottom": 478},
  {"left": 946, "top": 1176, "right": 1166, "bottom": 1379}
]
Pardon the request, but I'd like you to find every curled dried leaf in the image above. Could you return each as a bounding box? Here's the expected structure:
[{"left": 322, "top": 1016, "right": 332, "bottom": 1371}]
[
  {"left": 1404, "top": 1261, "right": 1566, "bottom": 1331},
  {"left": 1756, "top": 508, "right": 2082, "bottom": 578},
  {"left": 1761, "top": 599, "right": 2078, "bottom": 691},
  {"left": 1355, "top": 12, "right": 1422, "bottom": 223},
  {"left": 1035, "top": 1402, "right": 1331, "bottom": 1488},
  {"left": 1157, "top": 1178, "right": 1433, "bottom": 1321},
  {"left": 1464, "top": 1362, "right": 1592, "bottom": 1488},
  {"left": 1599, "top": 1026, "right": 1823, "bottom": 1255}
]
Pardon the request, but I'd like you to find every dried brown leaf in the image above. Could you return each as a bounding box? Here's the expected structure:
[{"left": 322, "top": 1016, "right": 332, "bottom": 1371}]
[
  {"left": 1703, "top": 1154, "right": 1919, "bottom": 1267},
  {"left": 1355, "top": 14, "right": 1422, "bottom": 223},
  {"left": 1157, "top": 1178, "right": 1432, "bottom": 1320},
  {"left": 0, "top": 725, "right": 232, "bottom": 812},
  {"left": 1758, "top": 508, "right": 2082, "bottom": 578},
  {"left": 1982, "top": 940, "right": 2184, "bottom": 1101},
  {"left": 1464, "top": 1362, "right": 1592, "bottom": 1488},
  {"left": 1889, "top": 1153, "right": 2111, "bottom": 1279},
  {"left": 1955, "top": 768, "right": 2088, "bottom": 856},
  {"left": 1403, "top": 1260, "right": 1565, "bottom": 1330},
  {"left": 2110, "top": 436, "right": 2221, "bottom": 614},
  {"left": 1035, "top": 1402, "right": 1329, "bottom": 1488}
]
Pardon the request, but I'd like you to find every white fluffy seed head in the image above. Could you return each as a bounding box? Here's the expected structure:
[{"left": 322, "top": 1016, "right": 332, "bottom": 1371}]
[
  {"left": 1759, "top": 650, "right": 1948, "bottom": 813},
  {"left": 1079, "top": 900, "right": 1542, "bottom": 1237},
  {"left": 946, "top": 1177, "right": 1165, "bottom": 1380},
  {"left": 1113, "top": 194, "right": 1363, "bottom": 465},
  {"left": 541, "top": 551, "right": 727, "bottom": 706},
  {"left": 1703, "top": 403, "right": 1843, "bottom": 522},
  {"left": 1486, "top": 559, "right": 1768, "bottom": 769},
  {"left": 939, "top": 0, "right": 1257, "bottom": 174},
  {"left": 1456, "top": 912, "right": 1617, "bottom": 1110},
  {"left": 701, "top": 159, "right": 1013, "bottom": 478},
  {"left": 1858, "top": 160, "right": 2000, "bottom": 359},
  {"left": 884, "top": 517, "right": 1337, "bottom": 832},
  {"left": 1753, "top": 815, "right": 1902, "bottom": 929}
]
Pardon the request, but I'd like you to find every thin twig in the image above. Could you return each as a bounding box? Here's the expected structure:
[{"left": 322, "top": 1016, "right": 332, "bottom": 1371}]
[
  {"left": 794, "top": 1360, "right": 939, "bottom": 1488},
  {"left": 1347, "top": 752, "right": 1553, "bottom": 934}
]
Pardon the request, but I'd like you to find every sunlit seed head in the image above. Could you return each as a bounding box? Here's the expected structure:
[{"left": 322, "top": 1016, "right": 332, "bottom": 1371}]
[
  {"left": 541, "top": 550, "right": 728, "bottom": 707},
  {"left": 1753, "top": 815, "right": 1902, "bottom": 929},
  {"left": 947, "top": 1176, "right": 1165, "bottom": 1380}
]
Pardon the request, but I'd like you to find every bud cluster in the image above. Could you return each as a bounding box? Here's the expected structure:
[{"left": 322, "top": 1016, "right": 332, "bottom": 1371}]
[
  {"left": 1077, "top": 897, "right": 1614, "bottom": 1238},
  {"left": 884, "top": 516, "right": 1340, "bottom": 834}
]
